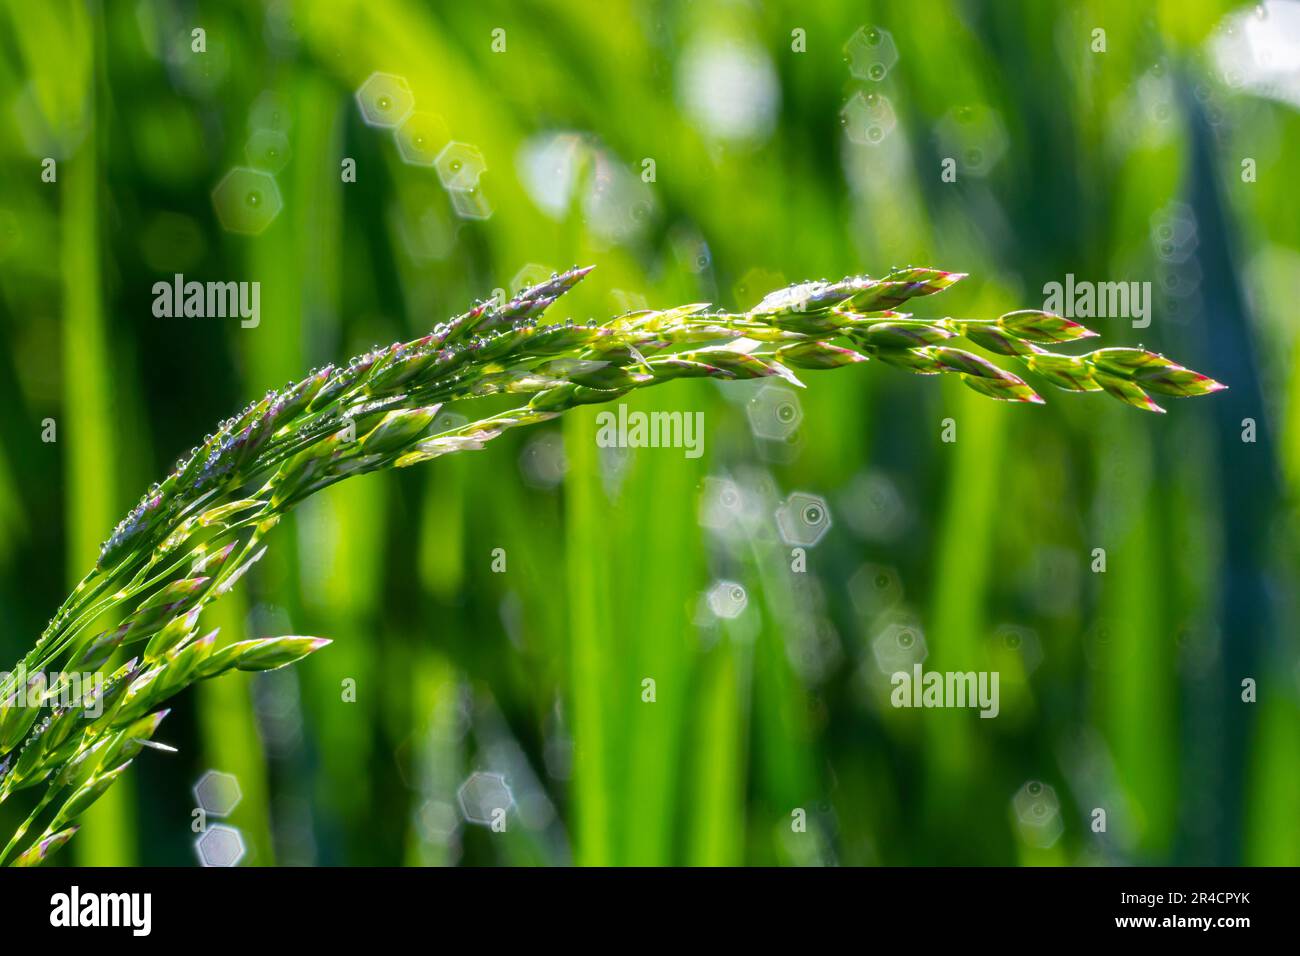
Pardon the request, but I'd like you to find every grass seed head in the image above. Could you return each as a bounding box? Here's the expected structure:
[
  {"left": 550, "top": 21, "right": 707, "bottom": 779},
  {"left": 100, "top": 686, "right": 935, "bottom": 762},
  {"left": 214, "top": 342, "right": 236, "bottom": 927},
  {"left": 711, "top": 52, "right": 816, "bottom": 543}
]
[{"left": 0, "top": 262, "right": 1225, "bottom": 864}]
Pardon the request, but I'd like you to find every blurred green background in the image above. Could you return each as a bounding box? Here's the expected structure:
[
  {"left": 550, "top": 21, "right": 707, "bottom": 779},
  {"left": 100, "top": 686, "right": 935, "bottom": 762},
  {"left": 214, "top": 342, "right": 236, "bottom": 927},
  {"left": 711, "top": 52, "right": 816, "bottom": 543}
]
[{"left": 0, "top": 0, "right": 1297, "bottom": 866}]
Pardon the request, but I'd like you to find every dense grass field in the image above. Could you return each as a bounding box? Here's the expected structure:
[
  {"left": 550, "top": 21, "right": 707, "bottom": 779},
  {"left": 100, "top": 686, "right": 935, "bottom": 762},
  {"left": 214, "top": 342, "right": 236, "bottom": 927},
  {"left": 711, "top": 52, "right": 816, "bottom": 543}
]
[{"left": 0, "top": 0, "right": 1296, "bottom": 867}]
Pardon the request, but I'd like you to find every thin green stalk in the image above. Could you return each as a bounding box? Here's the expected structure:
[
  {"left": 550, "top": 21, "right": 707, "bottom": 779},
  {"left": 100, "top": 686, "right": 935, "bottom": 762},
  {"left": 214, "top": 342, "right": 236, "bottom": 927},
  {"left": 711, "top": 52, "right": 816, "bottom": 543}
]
[{"left": 563, "top": 409, "right": 614, "bottom": 865}]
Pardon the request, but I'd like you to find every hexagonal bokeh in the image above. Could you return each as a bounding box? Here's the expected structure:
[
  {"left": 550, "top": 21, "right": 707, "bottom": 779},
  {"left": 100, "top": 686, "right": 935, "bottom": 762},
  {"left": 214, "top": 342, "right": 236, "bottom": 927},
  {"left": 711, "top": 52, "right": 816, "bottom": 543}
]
[
  {"left": 1013, "top": 780, "right": 1058, "bottom": 820},
  {"left": 519, "top": 432, "right": 567, "bottom": 489},
  {"left": 627, "top": 197, "right": 655, "bottom": 233},
  {"left": 841, "top": 470, "right": 907, "bottom": 542},
  {"left": 245, "top": 128, "right": 291, "bottom": 173},
  {"left": 395, "top": 112, "right": 450, "bottom": 167},
  {"left": 511, "top": 263, "right": 553, "bottom": 295},
  {"left": 934, "top": 104, "right": 1009, "bottom": 177},
  {"left": 848, "top": 563, "right": 904, "bottom": 619},
  {"left": 844, "top": 26, "right": 899, "bottom": 82},
  {"left": 248, "top": 90, "right": 291, "bottom": 133},
  {"left": 355, "top": 71, "right": 414, "bottom": 128},
  {"left": 1149, "top": 201, "right": 1198, "bottom": 264},
  {"left": 841, "top": 91, "right": 897, "bottom": 146},
  {"left": 449, "top": 186, "right": 493, "bottom": 221},
  {"left": 457, "top": 771, "right": 514, "bottom": 826},
  {"left": 871, "top": 620, "right": 928, "bottom": 675},
  {"left": 580, "top": 150, "right": 655, "bottom": 244},
  {"left": 416, "top": 799, "right": 460, "bottom": 842},
  {"left": 993, "top": 623, "right": 1044, "bottom": 674},
  {"left": 211, "top": 167, "right": 283, "bottom": 235},
  {"left": 707, "top": 580, "right": 748, "bottom": 619},
  {"left": 1012, "top": 780, "right": 1065, "bottom": 848},
  {"left": 193, "top": 770, "right": 242, "bottom": 817},
  {"left": 746, "top": 384, "right": 803, "bottom": 441},
  {"left": 756, "top": 432, "right": 803, "bottom": 466},
  {"left": 775, "top": 492, "right": 832, "bottom": 548},
  {"left": 698, "top": 476, "right": 754, "bottom": 535},
  {"left": 195, "top": 824, "right": 246, "bottom": 867},
  {"left": 435, "top": 142, "right": 487, "bottom": 191},
  {"left": 1160, "top": 257, "right": 1202, "bottom": 297},
  {"left": 1137, "top": 67, "right": 1176, "bottom": 127}
]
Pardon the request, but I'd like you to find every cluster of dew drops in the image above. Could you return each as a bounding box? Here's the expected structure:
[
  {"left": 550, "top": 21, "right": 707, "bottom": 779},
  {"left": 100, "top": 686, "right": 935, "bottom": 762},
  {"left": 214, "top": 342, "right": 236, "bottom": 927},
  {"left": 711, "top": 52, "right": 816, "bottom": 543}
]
[{"left": 97, "top": 270, "right": 601, "bottom": 570}]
